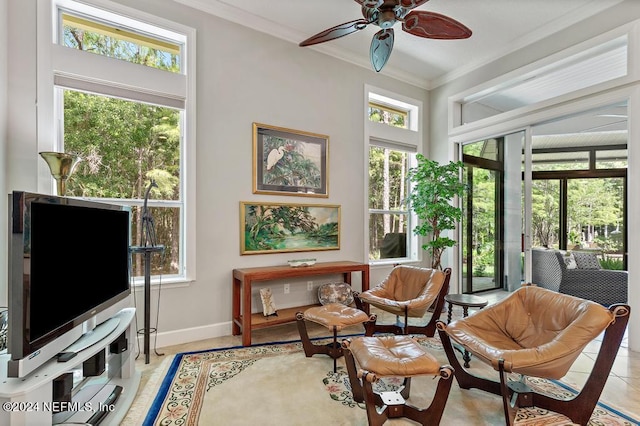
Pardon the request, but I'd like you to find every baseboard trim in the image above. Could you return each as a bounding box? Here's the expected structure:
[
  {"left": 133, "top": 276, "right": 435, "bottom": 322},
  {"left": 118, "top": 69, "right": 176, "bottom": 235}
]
[{"left": 137, "top": 321, "right": 233, "bottom": 349}]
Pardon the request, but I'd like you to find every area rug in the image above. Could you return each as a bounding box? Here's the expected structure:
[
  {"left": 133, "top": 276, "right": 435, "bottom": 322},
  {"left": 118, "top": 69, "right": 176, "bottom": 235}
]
[{"left": 126, "top": 335, "right": 640, "bottom": 426}]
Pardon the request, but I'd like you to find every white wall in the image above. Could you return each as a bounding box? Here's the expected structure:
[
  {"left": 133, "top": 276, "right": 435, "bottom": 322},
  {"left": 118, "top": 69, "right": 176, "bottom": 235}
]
[
  {"left": 4, "top": 0, "right": 429, "bottom": 346},
  {"left": 430, "top": 0, "right": 640, "bottom": 351}
]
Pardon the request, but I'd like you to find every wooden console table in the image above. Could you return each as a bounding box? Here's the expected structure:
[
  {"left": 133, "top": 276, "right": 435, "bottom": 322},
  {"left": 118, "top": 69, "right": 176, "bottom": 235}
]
[{"left": 232, "top": 261, "right": 370, "bottom": 346}]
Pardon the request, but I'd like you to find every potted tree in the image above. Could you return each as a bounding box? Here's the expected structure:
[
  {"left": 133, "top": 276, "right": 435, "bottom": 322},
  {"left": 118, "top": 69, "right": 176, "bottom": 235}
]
[{"left": 407, "top": 154, "right": 466, "bottom": 270}]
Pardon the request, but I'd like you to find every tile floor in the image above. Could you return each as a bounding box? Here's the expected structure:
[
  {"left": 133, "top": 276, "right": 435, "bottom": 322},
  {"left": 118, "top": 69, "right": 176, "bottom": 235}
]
[{"left": 132, "top": 290, "right": 640, "bottom": 421}]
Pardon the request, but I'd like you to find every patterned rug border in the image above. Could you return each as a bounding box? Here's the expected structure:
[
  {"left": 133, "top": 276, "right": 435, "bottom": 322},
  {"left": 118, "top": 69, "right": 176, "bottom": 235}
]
[
  {"left": 551, "top": 379, "right": 639, "bottom": 424},
  {"left": 142, "top": 335, "right": 640, "bottom": 426},
  {"left": 141, "top": 334, "right": 363, "bottom": 425}
]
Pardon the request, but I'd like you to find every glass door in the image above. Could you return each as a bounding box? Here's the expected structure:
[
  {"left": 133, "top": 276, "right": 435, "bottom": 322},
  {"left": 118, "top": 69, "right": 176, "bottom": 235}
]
[
  {"left": 461, "top": 138, "right": 504, "bottom": 293},
  {"left": 461, "top": 131, "right": 525, "bottom": 293}
]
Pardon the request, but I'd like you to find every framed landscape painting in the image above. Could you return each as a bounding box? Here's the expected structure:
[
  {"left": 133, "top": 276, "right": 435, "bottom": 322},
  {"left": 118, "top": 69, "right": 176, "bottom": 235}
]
[
  {"left": 253, "top": 123, "right": 329, "bottom": 197},
  {"left": 240, "top": 201, "right": 340, "bottom": 254}
]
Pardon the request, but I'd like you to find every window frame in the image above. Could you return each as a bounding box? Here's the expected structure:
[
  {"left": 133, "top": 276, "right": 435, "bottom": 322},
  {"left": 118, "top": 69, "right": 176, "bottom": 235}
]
[
  {"left": 368, "top": 143, "right": 416, "bottom": 263},
  {"left": 448, "top": 23, "right": 639, "bottom": 136},
  {"left": 37, "top": 0, "right": 196, "bottom": 285},
  {"left": 364, "top": 85, "right": 422, "bottom": 265}
]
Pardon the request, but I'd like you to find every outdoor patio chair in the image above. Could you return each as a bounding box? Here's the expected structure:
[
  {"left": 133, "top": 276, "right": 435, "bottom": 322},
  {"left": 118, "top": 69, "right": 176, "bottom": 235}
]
[{"left": 531, "top": 248, "right": 627, "bottom": 306}]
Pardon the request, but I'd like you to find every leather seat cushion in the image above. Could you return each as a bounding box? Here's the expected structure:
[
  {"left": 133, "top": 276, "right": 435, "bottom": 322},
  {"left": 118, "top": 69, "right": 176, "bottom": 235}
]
[
  {"left": 303, "top": 303, "right": 370, "bottom": 331},
  {"left": 444, "top": 286, "right": 614, "bottom": 379},
  {"left": 358, "top": 266, "right": 444, "bottom": 317},
  {"left": 349, "top": 335, "right": 440, "bottom": 377}
]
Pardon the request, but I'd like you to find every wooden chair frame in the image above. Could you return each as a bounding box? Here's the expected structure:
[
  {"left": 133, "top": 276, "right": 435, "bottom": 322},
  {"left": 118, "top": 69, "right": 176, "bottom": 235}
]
[
  {"left": 436, "top": 303, "right": 630, "bottom": 425},
  {"left": 342, "top": 340, "right": 454, "bottom": 426},
  {"left": 295, "top": 311, "right": 376, "bottom": 372}
]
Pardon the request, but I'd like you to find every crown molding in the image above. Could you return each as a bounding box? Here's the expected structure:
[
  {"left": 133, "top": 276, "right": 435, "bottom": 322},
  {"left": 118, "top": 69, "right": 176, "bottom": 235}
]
[{"left": 173, "top": 0, "right": 625, "bottom": 91}]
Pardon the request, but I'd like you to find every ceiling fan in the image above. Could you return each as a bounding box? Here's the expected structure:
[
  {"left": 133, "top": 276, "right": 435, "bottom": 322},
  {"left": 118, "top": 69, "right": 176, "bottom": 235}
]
[{"left": 299, "top": 0, "right": 472, "bottom": 72}]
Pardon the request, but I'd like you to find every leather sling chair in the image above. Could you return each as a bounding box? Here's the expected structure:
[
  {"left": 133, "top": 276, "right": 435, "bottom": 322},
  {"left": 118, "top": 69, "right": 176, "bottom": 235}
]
[
  {"left": 436, "top": 285, "right": 630, "bottom": 425},
  {"left": 355, "top": 265, "right": 451, "bottom": 336}
]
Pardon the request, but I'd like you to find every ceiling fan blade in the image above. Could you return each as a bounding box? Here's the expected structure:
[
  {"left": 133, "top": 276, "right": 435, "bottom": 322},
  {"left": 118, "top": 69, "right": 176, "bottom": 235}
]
[
  {"left": 299, "top": 19, "right": 369, "bottom": 46},
  {"left": 370, "top": 28, "right": 394, "bottom": 72},
  {"left": 354, "top": 0, "right": 384, "bottom": 8},
  {"left": 398, "top": 0, "right": 431, "bottom": 10},
  {"left": 402, "top": 11, "right": 472, "bottom": 39}
]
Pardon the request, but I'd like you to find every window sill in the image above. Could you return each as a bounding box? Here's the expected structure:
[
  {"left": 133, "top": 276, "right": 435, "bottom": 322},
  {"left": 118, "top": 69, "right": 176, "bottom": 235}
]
[
  {"left": 131, "top": 276, "right": 194, "bottom": 290},
  {"left": 369, "top": 259, "right": 421, "bottom": 268}
]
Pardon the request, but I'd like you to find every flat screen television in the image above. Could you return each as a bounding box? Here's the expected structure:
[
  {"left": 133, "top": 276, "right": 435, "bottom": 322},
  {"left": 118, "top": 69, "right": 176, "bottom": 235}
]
[{"left": 7, "top": 191, "right": 131, "bottom": 377}]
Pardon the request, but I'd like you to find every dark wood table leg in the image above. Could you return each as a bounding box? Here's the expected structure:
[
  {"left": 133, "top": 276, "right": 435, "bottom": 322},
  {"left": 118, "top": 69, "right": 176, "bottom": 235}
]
[
  {"left": 361, "top": 267, "right": 370, "bottom": 314},
  {"left": 232, "top": 277, "right": 241, "bottom": 336},
  {"left": 242, "top": 277, "right": 252, "bottom": 346}
]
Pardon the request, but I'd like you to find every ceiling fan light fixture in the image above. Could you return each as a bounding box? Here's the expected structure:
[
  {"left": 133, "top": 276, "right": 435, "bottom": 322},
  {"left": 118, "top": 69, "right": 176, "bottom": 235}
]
[
  {"left": 370, "top": 29, "right": 394, "bottom": 72},
  {"left": 299, "top": 0, "right": 472, "bottom": 72}
]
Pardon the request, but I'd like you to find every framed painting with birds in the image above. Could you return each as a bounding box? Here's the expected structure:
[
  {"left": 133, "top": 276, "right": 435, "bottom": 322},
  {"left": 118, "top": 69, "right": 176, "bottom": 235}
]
[{"left": 252, "top": 123, "right": 329, "bottom": 197}]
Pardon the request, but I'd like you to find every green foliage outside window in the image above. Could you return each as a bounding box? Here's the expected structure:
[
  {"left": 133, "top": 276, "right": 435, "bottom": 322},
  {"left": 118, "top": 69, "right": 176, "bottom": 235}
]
[
  {"left": 531, "top": 177, "right": 624, "bottom": 256},
  {"left": 63, "top": 91, "right": 181, "bottom": 277},
  {"left": 368, "top": 103, "right": 407, "bottom": 128},
  {"left": 461, "top": 167, "right": 497, "bottom": 275},
  {"left": 367, "top": 102, "right": 412, "bottom": 260},
  {"left": 58, "top": 16, "right": 184, "bottom": 277},
  {"left": 62, "top": 15, "right": 180, "bottom": 72},
  {"left": 369, "top": 146, "right": 409, "bottom": 260}
]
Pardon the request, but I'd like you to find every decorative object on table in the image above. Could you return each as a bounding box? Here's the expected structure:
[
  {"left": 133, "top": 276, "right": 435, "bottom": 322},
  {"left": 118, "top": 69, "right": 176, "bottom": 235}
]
[
  {"left": 253, "top": 123, "right": 329, "bottom": 197},
  {"left": 317, "top": 282, "right": 354, "bottom": 306},
  {"left": 259, "top": 288, "right": 277, "bottom": 317},
  {"left": 287, "top": 258, "right": 316, "bottom": 267},
  {"left": 39, "top": 151, "right": 81, "bottom": 195},
  {"left": 240, "top": 201, "right": 340, "bottom": 254},
  {"left": 298, "top": 1, "right": 471, "bottom": 72},
  {"left": 407, "top": 154, "right": 466, "bottom": 270}
]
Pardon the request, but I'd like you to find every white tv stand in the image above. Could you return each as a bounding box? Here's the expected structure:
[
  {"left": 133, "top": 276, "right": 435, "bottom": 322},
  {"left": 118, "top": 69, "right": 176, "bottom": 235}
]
[{"left": 0, "top": 308, "right": 139, "bottom": 426}]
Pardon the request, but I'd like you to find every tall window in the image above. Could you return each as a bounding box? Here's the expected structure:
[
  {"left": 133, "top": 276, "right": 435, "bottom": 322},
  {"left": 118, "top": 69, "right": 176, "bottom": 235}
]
[
  {"left": 369, "top": 144, "right": 414, "bottom": 261},
  {"left": 366, "top": 88, "right": 421, "bottom": 263},
  {"left": 45, "top": 0, "right": 194, "bottom": 281}
]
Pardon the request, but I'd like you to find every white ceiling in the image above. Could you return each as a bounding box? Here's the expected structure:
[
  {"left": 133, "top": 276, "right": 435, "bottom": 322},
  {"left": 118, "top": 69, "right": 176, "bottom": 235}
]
[
  {"left": 173, "top": 0, "right": 629, "bottom": 141},
  {"left": 174, "top": 0, "right": 625, "bottom": 89}
]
